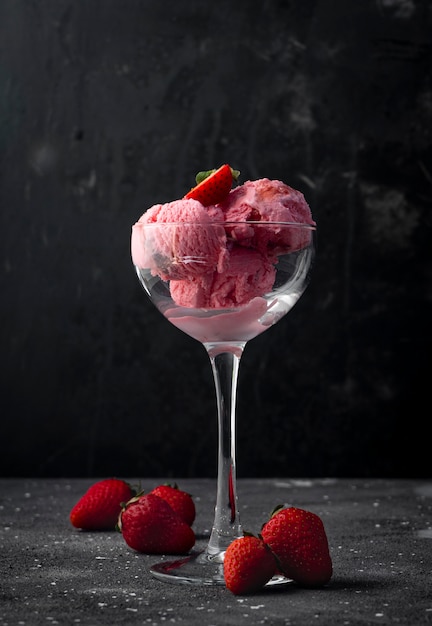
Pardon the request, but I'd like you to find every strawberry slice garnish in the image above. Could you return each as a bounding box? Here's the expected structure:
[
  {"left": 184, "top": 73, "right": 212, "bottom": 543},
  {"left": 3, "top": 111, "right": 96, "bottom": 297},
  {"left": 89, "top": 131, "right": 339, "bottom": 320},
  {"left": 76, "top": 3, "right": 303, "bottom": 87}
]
[{"left": 184, "top": 164, "right": 240, "bottom": 206}]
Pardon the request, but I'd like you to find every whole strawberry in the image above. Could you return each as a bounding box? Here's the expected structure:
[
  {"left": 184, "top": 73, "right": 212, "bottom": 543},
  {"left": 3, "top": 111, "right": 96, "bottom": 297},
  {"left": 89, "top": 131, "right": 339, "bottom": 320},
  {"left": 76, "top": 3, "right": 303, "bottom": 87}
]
[
  {"left": 70, "top": 478, "right": 134, "bottom": 531},
  {"left": 184, "top": 164, "right": 239, "bottom": 206},
  {"left": 150, "top": 483, "right": 196, "bottom": 526},
  {"left": 224, "top": 534, "right": 277, "bottom": 595},
  {"left": 118, "top": 493, "right": 195, "bottom": 554},
  {"left": 261, "top": 506, "right": 332, "bottom": 587}
]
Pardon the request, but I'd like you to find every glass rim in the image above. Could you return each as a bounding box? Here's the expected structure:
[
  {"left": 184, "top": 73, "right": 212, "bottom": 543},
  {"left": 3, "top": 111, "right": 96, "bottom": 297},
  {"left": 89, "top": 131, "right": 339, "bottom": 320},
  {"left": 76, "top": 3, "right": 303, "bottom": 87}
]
[{"left": 137, "top": 220, "right": 316, "bottom": 230}]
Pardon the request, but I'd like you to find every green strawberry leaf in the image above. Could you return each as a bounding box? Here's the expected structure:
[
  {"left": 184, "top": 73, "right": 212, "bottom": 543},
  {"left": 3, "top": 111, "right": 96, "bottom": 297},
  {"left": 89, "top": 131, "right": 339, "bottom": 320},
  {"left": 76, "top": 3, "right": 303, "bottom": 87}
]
[
  {"left": 195, "top": 166, "right": 241, "bottom": 185},
  {"left": 195, "top": 169, "right": 216, "bottom": 184},
  {"left": 231, "top": 168, "right": 241, "bottom": 181}
]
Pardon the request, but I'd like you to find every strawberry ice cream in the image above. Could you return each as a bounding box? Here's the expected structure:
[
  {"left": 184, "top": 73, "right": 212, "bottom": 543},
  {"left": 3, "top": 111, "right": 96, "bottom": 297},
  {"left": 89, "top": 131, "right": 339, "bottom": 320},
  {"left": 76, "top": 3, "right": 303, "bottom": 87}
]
[
  {"left": 170, "top": 247, "right": 276, "bottom": 308},
  {"left": 131, "top": 175, "right": 314, "bottom": 310},
  {"left": 219, "top": 178, "right": 314, "bottom": 256},
  {"left": 131, "top": 198, "right": 228, "bottom": 280}
]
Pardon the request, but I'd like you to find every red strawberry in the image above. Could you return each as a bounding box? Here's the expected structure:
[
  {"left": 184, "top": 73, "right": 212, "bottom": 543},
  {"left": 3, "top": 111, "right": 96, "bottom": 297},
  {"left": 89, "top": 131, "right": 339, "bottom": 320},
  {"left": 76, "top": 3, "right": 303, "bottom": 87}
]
[
  {"left": 261, "top": 506, "right": 333, "bottom": 587},
  {"left": 70, "top": 478, "right": 135, "bottom": 530},
  {"left": 118, "top": 493, "right": 195, "bottom": 554},
  {"left": 184, "top": 164, "right": 239, "bottom": 206},
  {"left": 224, "top": 534, "right": 277, "bottom": 595},
  {"left": 150, "top": 483, "right": 196, "bottom": 526}
]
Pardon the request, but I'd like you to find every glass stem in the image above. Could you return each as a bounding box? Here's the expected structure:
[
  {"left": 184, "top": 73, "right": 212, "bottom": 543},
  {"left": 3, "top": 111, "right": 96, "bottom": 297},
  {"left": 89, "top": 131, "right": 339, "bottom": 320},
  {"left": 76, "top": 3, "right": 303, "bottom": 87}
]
[{"left": 204, "top": 343, "right": 245, "bottom": 558}]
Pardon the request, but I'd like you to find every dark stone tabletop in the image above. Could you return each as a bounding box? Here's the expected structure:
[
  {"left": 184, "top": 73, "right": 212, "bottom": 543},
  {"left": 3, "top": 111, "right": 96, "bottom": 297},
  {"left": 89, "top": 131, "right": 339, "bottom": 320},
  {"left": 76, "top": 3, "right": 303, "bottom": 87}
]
[{"left": 1, "top": 477, "right": 432, "bottom": 625}]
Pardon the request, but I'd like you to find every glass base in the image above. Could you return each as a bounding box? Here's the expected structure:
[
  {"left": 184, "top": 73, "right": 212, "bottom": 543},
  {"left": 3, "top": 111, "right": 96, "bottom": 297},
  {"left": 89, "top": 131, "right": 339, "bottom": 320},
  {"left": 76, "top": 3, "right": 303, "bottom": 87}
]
[{"left": 150, "top": 550, "right": 293, "bottom": 588}]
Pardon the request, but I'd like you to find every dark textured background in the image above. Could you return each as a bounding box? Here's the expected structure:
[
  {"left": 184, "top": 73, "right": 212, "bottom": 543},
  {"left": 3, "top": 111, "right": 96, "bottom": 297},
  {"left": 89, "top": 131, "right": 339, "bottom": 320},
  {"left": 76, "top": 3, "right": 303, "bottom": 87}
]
[{"left": 1, "top": 0, "right": 431, "bottom": 478}]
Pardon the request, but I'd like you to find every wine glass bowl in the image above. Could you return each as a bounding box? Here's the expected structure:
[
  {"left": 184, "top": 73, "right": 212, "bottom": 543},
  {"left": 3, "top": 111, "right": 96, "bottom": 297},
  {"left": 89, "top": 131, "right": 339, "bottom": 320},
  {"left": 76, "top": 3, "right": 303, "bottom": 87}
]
[
  {"left": 131, "top": 220, "right": 316, "bottom": 585},
  {"left": 133, "top": 222, "right": 315, "bottom": 344}
]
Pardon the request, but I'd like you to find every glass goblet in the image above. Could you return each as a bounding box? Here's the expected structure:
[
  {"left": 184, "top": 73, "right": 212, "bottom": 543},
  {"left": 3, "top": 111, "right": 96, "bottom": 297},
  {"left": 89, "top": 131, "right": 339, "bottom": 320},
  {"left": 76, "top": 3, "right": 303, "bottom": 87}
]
[{"left": 131, "top": 220, "right": 316, "bottom": 586}]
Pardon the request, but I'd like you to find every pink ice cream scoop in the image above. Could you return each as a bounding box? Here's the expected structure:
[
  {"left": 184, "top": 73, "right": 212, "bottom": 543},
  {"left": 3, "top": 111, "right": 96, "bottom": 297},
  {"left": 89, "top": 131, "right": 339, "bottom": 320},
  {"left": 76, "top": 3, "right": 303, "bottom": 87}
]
[
  {"left": 131, "top": 198, "right": 228, "bottom": 280},
  {"left": 170, "top": 247, "right": 276, "bottom": 308},
  {"left": 218, "top": 178, "right": 315, "bottom": 255}
]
